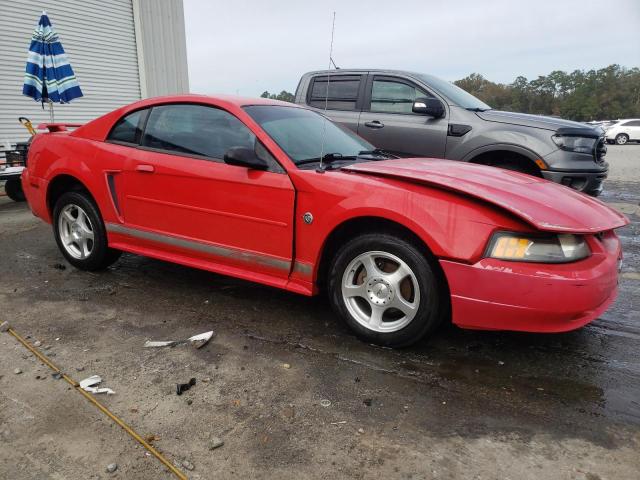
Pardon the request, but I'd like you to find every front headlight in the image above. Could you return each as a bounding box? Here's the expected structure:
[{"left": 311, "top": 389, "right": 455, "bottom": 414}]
[
  {"left": 485, "top": 232, "right": 590, "bottom": 263},
  {"left": 552, "top": 134, "right": 597, "bottom": 154}
]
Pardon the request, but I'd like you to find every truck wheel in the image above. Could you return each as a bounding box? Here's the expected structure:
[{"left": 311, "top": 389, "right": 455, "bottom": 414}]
[
  {"left": 328, "top": 233, "right": 445, "bottom": 347},
  {"left": 53, "top": 191, "right": 121, "bottom": 271},
  {"left": 4, "top": 178, "right": 26, "bottom": 202},
  {"left": 615, "top": 134, "right": 629, "bottom": 145}
]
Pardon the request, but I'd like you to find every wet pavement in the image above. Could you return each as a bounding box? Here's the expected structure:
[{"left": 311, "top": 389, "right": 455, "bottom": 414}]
[{"left": 0, "top": 146, "right": 639, "bottom": 479}]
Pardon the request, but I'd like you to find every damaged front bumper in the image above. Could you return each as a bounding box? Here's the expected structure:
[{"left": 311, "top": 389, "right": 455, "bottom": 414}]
[{"left": 440, "top": 231, "right": 622, "bottom": 333}]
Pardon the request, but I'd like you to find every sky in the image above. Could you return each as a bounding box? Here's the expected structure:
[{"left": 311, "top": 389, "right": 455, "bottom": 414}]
[{"left": 184, "top": 0, "right": 640, "bottom": 97}]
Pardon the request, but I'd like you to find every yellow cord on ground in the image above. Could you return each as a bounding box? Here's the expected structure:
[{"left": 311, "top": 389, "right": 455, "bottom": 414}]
[{"left": 6, "top": 326, "right": 188, "bottom": 480}]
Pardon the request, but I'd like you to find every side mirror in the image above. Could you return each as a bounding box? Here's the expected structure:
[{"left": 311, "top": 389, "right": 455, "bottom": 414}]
[
  {"left": 412, "top": 97, "right": 445, "bottom": 118},
  {"left": 223, "top": 146, "right": 269, "bottom": 170}
]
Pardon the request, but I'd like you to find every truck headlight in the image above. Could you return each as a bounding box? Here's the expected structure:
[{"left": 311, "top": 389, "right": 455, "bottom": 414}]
[
  {"left": 486, "top": 232, "right": 590, "bottom": 263},
  {"left": 552, "top": 134, "right": 597, "bottom": 154}
]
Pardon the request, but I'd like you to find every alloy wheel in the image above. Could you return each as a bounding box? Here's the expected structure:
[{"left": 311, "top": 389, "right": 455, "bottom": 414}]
[
  {"left": 341, "top": 250, "right": 421, "bottom": 333},
  {"left": 58, "top": 203, "right": 95, "bottom": 259}
]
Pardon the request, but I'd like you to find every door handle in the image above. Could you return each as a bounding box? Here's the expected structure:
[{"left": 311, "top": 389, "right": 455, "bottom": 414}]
[
  {"left": 364, "top": 120, "right": 384, "bottom": 129},
  {"left": 135, "top": 164, "right": 155, "bottom": 173}
]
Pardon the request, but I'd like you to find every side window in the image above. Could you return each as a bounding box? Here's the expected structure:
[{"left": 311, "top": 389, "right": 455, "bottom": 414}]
[
  {"left": 140, "top": 104, "right": 282, "bottom": 171},
  {"left": 107, "top": 109, "right": 147, "bottom": 144},
  {"left": 625, "top": 120, "right": 640, "bottom": 127},
  {"left": 370, "top": 78, "right": 433, "bottom": 114},
  {"left": 141, "top": 104, "right": 256, "bottom": 160},
  {"left": 308, "top": 75, "right": 361, "bottom": 111}
]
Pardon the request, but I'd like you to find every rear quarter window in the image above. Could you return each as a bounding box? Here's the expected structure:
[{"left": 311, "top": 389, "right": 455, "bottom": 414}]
[{"left": 107, "top": 109, "right": 147, "bottom": 144}]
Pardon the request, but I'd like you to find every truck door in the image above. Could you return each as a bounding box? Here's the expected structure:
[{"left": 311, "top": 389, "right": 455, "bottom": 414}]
[
  {"left": 358, "top": 75, "right": 448, "bottom": 158},
  {"left": 305, "top": 74, "right": 365, "bottom": 133}
]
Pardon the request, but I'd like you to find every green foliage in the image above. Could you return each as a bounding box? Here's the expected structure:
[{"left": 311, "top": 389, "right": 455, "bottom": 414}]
[
  {"left": 454, "top": 65, "right": 640, "bottom": 121},
  {"left": 260, "top": 90, "right": 295, "bottom": 103}
]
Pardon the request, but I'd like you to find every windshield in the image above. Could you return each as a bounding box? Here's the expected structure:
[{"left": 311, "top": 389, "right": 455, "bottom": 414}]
[
  {"left": 243, "top": 105, "right": 374, "bottom": 166},
  {"left": 416, "top": 73, "right": 491, "bottom": 111}
]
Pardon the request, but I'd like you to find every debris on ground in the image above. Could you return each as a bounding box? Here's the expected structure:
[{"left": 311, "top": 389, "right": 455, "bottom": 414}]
[
  {"left": 357, "top": 428, "right": 364, "bottom": 434},
  {"left": 182, "top": 460, "right": 195, "bottom": 471},
  {"left": 186, "top": 399, "right": 193, "bottom": 405},
  {"left": 52, "top": 372, "right": 62, "bottom": 380},
  {"left": 106, "top": 463, "right": 118, "bottom": 473},
  {"left": 52, "top": 263, "right": 66, "bottom": 270},
  {"left": 14, "top": 368, "right": 22, "bottom": 374},
  {"left": 330, "top": 421, "right": 347, "bottom": 425},
  {"left": 75, "top": 366, "right": 85, "bottom": 372},
  {"left": 176, "top": 377, "right": 196, "bottom": 395},
  {"left": 145, "top": 434, "right": 160, "bottom": 443},
  {"left": 144, "top": 330, "right": 214, "bottom": 349},
  {"left": 0, "top": 321, "right": 10, "bottom": 332},
  {"left": 209, "top": 437, "right": 224, "bottom": 450},
  {"left": 320, "top": 399, "right": 331, "bottom": 407},
  {"left": 282, "top": 363, "right": 291, "bottom": 369},
  {"left": 79, "top": 375, "right": 115, "bottom": 394},
  {"left": 363, "top": 398, "right": 372, "bottom": 407},
  {"left": 33, "top": 340, "right": 42, "bottom": 347}
]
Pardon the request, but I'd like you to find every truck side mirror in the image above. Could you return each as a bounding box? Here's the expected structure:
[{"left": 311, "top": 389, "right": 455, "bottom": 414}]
[{"left": 412, "top": 97, "right": 445, "bottom": 118}]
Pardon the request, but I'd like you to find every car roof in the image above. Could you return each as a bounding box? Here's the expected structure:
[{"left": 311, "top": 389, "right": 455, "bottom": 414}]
[
  {"left": 126, "top": 93, "right": 301, "bottom": 109},
  {"left": 302, "top": 68, "right": 426, "bottom": 78}
]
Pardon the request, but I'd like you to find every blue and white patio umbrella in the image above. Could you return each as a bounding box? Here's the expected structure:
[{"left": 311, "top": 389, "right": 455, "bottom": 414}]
[{"left": 22, "top": 11, "right": 83, "bottom": 121}]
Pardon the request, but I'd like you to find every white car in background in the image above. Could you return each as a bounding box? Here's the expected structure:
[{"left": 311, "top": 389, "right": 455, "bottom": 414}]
[{"left": 605, "top": 119, "right": 640, "bottom": 145}]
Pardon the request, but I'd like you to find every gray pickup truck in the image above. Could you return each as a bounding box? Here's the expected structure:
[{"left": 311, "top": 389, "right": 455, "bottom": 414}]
[{"left": 295, "top": 69, "right": 608, "bottom": 196}]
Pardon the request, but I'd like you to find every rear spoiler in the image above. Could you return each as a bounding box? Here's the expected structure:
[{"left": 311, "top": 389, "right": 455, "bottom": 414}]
[{"left": 37, "top": 123, "right": 83, "bottom": 133}]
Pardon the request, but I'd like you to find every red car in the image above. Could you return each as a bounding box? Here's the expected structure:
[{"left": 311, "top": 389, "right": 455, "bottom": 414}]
[{"left": 21, "top": 95, "right": 628, "bottom": 347}]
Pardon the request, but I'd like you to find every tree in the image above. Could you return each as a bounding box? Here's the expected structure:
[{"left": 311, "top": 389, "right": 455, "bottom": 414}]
[
  {"left": 260, "top": 90, "right": 295, "bottom": 103},
  {"left": 454, "top": 65, "right": 639, "bottom": 120}
]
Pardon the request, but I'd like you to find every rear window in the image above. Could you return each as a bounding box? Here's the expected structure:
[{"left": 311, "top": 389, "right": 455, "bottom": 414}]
[
  {"left": 308, "top": 75, "right": 361, "bottom": 111},
  {"left": 108, "top": 109, "right": 147, "bottom": 144}
]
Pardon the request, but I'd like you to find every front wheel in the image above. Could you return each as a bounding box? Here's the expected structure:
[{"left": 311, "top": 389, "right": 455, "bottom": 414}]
[
  {"left": 53, "top": 191, "right": 121, "bottom": 270},
  {"left": 328, "top": 233, "right": 445, "bottom": 347},
  {"left": 615, "top": 134, "right": 629, "bottom": 145}
]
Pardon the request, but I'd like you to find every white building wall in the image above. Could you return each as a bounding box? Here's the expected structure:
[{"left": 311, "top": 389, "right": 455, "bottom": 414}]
[
  {"left": 134, "top": 0, "right": 190, "bottom": 98},
  {"left": 0, "top": 0, "right": 188, "bottom": 146}
]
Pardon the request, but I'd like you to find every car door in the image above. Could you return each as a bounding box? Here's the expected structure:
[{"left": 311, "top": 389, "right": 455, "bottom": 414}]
[
  {"left": 118, "top": 103, "right": 296, "bottom": 278},
  {"left": 357, "top": 75, "right": 448, "bottom": 158},
  {"left": 305, "top": 74, "right": 365, "bottom": 133},
  {"left": 625, "top": 120, "right": 640, "bottom": 140}
]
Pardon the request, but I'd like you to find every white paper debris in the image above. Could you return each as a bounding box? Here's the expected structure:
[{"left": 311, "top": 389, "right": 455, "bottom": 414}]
[
  {"left": 144, "top": 330, "right": 214, "bottom": 349},
  {"left": 79, "top": 375, "right": 115, "bottom": 395}
]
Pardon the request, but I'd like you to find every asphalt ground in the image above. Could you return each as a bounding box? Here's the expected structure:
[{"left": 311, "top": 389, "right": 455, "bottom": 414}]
[{"left": 0, "top": 145, "right": 639, "bottom": 479}]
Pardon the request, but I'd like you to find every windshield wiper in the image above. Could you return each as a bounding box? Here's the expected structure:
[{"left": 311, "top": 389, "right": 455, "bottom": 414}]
[
  {"left": 466, "top": 107, "right": 490, "bottom": 112},
  {"left": 357, "top": 148, "right": 398, "bottom": 159},
  {"left": 296, "top": 153, "right": 357, "bottom": 166}
]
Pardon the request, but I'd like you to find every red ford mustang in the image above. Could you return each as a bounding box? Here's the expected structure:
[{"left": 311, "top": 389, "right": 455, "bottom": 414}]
[{"left": 21, "top": 95, "right": 628, "bottom": 347}]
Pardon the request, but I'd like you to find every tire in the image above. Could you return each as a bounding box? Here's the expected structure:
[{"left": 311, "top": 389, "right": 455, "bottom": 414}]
[
  {"left": 5, "top": 178, "right": 26, "bottom": 202},
  {"left": 52, "top": 191, "right": 121, "bottom": 270},
  {"left": 328, "top": 233, "right": 445, "bottom": 347},
  {"left": 615, "top": 134, "right": 629, "bottom": 145}
]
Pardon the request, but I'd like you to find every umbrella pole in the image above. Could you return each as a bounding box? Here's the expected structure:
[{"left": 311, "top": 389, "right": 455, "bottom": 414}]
[{"left": 48, "top": 100, "right": 54, "bottom": 123}]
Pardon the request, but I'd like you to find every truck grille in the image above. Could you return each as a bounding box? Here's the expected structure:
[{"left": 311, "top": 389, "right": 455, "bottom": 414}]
[{"left": 594, "top": 136, "right": 607, "bottom": 164}]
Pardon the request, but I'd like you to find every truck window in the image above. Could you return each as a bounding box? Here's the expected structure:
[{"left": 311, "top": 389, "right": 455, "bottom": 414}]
[
  {"left": 370, "top": 79, "right": 431, "bottom": 114},
  {"left": 308, "top": 75, "right": 361, "bottom": 111}
]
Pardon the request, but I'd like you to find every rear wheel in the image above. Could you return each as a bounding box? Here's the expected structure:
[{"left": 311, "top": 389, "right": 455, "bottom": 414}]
[
  {"left": 53, "top": 191, "right": 121, "bottom": 270},
  {"left": 328, "top": 233, "right": 445, "bottom": 347},
  {"left": 615, "top": 133, "right": 629, "bottom": 145},
  {"left": 4, "top": 178, "right": 25, "bottom": 202}
]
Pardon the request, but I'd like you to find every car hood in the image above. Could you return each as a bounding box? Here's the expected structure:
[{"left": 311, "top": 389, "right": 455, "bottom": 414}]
[
  {"left": 342, "top": 159, "right": 628, "bottom": 233},
  {"left": 476, "top": 110, "right": 597, "bottom": 132}
]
